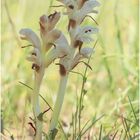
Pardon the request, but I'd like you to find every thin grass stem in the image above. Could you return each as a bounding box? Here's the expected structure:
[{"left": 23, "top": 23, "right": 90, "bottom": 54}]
[
  {"left": 78, "top": 40, "right": 98, "bottom": 138},
  {"left": 99, "top": 125, "right": 102, "bottom": 140},
  {"left": 78, "top": 114, "right": 104, "bottom": 138},
  {"left": 128, "top": 96, "right": 138, "bottom": 124}
]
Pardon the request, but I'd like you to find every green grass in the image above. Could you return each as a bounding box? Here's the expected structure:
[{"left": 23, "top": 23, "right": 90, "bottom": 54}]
[{"left": 1, "top": 0, "right": 139, "bottom": 139}]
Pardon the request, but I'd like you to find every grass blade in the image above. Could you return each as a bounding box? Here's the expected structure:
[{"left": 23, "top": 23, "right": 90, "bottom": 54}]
[
  {"left": 128, "top": 96, "right": 138, "bottom": 124},
  {"left": 19, "top": 81, "right": 68, "bottom": 139},
  {"left": 99, "top": 125, "right": 102, "bottom": 140},
  {"left": 80, "top": 114, "right": 105, "bottom": 137},
  {"left": 122, "top": 117, "right": 129, "bottom": 140},
  {"left": 123, "top": 118, "right": 132, "bottom": 139},
  {"left": 111, "top": 130, "right": 118, "bottom": 140}
]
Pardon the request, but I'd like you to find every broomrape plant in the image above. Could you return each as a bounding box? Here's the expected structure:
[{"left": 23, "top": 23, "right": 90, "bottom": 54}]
[{"left": 19, "top": 0, "right": 100, "bottom": 139}]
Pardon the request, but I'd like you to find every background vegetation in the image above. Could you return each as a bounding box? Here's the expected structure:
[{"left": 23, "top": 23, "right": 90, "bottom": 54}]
[{"left": 1, "top": 0, "right": 139, "bottom": 139}]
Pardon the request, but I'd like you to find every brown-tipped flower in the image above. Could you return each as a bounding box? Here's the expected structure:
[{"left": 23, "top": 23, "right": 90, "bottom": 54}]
[
  {"left": 73, "top": 25, "right": 98, "bottom": 48},
  {"left": 40, "top": 12, "right": 61, "bottom": 32},
  {"left": 57, "top": 0, "right": 100, "bottom": 26}
]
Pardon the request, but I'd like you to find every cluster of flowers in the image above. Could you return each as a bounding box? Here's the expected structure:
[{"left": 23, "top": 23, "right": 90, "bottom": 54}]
[{"left": 19, "top": 0, "right": 100, "bottom": 76}]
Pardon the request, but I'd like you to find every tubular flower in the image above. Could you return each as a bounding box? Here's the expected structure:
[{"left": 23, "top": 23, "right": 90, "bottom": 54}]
[
  {"left": 74, "top": 25, "right": 98, "bottom": 48},
  {"left": 39, "top": 12, "right": 61, "bottom": 51},
  {"left": 57, "top": 0, "right": 100, "bottom": 29},
  {"left": 44, "top": 32, "right": 70, "bottom": 68},
  {"left": 39, "top": 11, "right": 61, "bottom": 33},
  {"left": 20, "top": 28, "right": 41, "bottom": 50}
]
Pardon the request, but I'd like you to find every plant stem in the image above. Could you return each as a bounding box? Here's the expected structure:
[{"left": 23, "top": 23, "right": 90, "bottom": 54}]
[
  {"left": 49, "top": 24, "right": 76, "bottom": 133},
  {"left": 78, "top": 41, "right": 98, "bottom": 139},
  {"left": 33, "top": 68, "right": 44, "bottom": 140},
  {"left": 78, "top": 76, "right": 86, "bottom": 136},
  {"left": 49, "top": 75, "right": 68, "bottom": 131}
]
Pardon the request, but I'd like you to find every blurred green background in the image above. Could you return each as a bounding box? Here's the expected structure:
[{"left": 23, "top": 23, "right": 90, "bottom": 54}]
[{"left": 1, "top": 0, "right": 139, "bottom": 139}]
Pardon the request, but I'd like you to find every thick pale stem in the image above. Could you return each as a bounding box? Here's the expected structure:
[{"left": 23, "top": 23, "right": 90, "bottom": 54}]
[
  {"left": 49, "top": 75, "right": 68, "bottom": 131},
  {"left": 33, "top": 68, "right": 44, "bottom": 140},
  {"left": 49, "top": 25, "right": 77, "bottom": 133}
]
